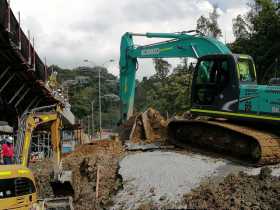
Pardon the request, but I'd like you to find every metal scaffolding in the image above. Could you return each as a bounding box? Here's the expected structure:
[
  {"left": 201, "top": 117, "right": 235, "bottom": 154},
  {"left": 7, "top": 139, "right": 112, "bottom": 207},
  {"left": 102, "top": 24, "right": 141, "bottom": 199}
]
[{"left": 31, "top": 131, "right": 52, "bottom": 160}]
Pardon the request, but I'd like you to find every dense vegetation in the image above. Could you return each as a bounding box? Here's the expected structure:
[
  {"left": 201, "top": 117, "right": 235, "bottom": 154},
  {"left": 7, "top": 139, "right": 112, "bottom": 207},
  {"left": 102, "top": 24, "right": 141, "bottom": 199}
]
[
  {"left": 231, "top": 0, "right": 280, "bottom": 83},
  {"left": 52, "top": 65, "right": 120, "bottom": 132},
  {"left": 135, "top": 59, "right": 193, "bottom": 116},
  {"left": 55, "top": 0, "right": 280, "bottom": 131}
]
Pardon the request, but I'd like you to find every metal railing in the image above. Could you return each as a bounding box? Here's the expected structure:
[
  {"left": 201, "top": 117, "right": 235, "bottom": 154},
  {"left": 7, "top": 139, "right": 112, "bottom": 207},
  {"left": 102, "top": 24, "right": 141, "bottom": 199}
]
[{"left": 0, "top": 0, "right": 47, "bottom": 81}]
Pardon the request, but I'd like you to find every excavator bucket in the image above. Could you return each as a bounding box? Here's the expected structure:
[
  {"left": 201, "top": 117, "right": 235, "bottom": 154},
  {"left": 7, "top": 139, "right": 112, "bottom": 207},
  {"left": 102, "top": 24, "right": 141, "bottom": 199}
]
[
  {"left": 128, "top": 108, "right": 167, "bottom": 143},
  {"left": 50, "top": 170, "right": 75, "bottom": 197},
  {"left": 39, "top": 196, "right": 74, "bottom": 210}
]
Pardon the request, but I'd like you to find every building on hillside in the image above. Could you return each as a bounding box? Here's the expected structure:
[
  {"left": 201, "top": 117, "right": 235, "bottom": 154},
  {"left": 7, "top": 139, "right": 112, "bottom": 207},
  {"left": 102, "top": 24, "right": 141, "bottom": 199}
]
[
  {"left": 63, "top": 79, "right": 77, "bottom": 86},
  {"left": 75, "top": 76, "right": 90, "bottom": 85},
  {"left": 78, "top": 66, "right": 99, "bottom": 74}
]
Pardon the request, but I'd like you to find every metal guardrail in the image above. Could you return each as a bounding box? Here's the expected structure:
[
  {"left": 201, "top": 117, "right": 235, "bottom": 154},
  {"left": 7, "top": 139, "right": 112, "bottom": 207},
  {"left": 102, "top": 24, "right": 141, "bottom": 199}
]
[{"left": 0, "top": 0, "right": 47, "bottom": 81}]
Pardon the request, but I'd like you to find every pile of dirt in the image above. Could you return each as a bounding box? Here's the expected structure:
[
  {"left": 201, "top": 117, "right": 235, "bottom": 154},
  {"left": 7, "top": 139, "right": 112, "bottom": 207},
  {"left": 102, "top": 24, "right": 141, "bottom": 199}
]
[
  {"left": 62, "top": 139, "right": 123, "bottom": 210},
  {"left": 30, "top": 159, "right": 54, "bottom": 198},
  {"left": 183, "top": 167, "right": 280, "bottom": 210},
  {"left": 31, "top": 139, "right": 123, "bottom": 210},
  {"left": 119, "top": 108, "right": 167, "bottom": 144}
]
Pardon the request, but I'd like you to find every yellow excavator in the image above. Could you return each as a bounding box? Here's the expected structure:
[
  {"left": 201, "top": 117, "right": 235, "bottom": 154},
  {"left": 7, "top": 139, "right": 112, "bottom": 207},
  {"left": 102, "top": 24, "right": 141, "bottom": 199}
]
[{"left": 0, "top": 105, "right": 73, "bottom": 210}]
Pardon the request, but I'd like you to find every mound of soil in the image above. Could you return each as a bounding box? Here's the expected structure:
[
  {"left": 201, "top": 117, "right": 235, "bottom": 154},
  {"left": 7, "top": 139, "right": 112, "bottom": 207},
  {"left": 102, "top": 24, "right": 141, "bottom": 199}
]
[
  {"left": 30, "top": 159, "right": 54, "bottom": 198},
  {"left": 183, "top": 167, "right": 280, "bottom": 210},
  {"left": 31, "top": 139, "right": 123, "bottom": 210},
  {"left": 63, "top": 139, "right": 123, "bottom": 210}
]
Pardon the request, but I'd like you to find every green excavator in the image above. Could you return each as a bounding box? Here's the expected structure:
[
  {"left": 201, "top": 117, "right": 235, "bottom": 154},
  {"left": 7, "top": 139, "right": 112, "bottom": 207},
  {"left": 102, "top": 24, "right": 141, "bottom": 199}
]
[{"left": 119, "top": 30, "right": 280, "bottom": 165}]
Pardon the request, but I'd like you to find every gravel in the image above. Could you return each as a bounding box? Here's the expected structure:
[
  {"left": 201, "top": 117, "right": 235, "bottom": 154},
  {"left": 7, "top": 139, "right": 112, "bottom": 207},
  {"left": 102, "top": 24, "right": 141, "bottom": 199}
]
[
  {"left": 111, "top": 151, "right": 226, "bottom": 209},
  {"left": 245, "top": 165, "right": 280, "bottom": 177}
]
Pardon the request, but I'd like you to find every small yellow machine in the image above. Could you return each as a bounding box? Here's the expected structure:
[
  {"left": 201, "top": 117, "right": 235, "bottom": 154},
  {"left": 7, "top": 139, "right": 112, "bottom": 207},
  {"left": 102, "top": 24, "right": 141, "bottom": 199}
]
[
  {"left": 0, "top": 105, "right": 73, "bottom": 210},
  {"left": 0, "top": 165, "right": 37, "bottom": 210}
]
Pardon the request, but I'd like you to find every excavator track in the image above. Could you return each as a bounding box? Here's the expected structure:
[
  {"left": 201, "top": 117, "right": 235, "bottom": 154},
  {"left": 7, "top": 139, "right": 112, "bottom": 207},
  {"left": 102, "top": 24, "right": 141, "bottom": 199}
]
[{"left": 168, "top": 119, "right": 280, "bottom": 166}]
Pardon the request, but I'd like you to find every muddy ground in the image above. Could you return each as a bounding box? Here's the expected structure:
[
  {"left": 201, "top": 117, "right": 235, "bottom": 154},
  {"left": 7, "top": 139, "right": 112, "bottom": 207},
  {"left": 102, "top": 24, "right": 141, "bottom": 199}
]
[
  {"left": 31, "top": 139, "right": 123, "bottom": 210},
  {"left": 110, "top": 149, "right": 280, "bottom": 210},
  {"left": 30, "top": 159, "right": 54, "bottom": 198},
  {"left": 32, "top": 144, "right": 280, "bottom": 210},
  {"left": 182, "top": 167, "right": 280, "bottom": 210},
  {"left": 30, "top": 109, "right": 280, "bottom": 210}
]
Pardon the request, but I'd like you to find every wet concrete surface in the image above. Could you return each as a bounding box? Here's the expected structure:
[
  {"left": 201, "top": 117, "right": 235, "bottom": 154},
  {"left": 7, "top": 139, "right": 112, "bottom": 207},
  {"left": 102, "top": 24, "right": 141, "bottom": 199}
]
[{"left": 110, "top": 150, "right": 280, "bottom": 210}]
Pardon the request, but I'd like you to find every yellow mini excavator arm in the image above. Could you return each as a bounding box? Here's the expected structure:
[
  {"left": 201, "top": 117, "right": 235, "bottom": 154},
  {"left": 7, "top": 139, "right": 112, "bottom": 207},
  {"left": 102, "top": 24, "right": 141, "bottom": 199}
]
[
  {"left": 14, "top": 105, "right": 74, "bottom": 196},
  {"left": 15, "top": 105, "right": 61, "bottom": 167}
]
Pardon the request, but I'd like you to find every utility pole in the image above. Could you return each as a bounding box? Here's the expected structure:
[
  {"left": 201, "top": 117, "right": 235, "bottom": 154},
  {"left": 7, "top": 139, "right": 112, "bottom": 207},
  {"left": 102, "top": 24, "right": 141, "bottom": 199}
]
[
  {"left": 83, "top": 59, "right": 115, "bottom": 140},
  {"left": 87, "top": 115, "right": 90, "bottom": 140},
  {"left": 91, "top": 100, "right": 95, "bottom": 138},
  {"left": 98, "top": 67, "right": 102, "bottom": 140}
]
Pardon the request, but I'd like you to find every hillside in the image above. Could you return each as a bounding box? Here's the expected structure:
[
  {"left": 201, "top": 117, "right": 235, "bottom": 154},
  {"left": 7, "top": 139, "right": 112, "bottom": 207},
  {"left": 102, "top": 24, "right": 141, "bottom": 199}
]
[{"left": 52, "top": 65, "right": 120, "bottom": 132}]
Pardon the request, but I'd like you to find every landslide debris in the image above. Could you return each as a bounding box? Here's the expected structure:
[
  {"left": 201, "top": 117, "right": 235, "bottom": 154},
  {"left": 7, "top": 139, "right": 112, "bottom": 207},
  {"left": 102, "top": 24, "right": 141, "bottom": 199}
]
[
  {"left": 31, "top": 139, "right": 123, "bottom": 210},
  {"left": 183, "top": 167, "right": 280, "bottom": 210}
]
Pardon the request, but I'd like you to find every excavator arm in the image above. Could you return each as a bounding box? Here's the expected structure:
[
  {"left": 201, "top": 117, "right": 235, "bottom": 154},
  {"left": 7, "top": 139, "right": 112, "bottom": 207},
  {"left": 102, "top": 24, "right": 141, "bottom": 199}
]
[
  {"left": 15, "top": 105, "right": 62, "bottom": 167},
  {"left": 119, "top": 31, "right": 231, "bottom": 121},
  {"left": 15, "top": 105, "right": 74, "bottom": 196}
]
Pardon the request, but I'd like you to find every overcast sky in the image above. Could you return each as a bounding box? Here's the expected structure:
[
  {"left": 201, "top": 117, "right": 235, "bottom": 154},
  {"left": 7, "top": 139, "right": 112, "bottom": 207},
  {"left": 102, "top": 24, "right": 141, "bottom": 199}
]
[{"left": 11, "top": 0, "right": 249, "bottom": 79}]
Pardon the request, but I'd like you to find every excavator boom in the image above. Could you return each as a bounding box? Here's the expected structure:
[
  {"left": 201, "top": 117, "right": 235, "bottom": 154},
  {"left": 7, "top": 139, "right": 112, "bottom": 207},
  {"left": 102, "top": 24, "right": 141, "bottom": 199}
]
[
  {"left": 120, "top": 31, "right": 231, "bottom": 121},
  {"left": 14, "top": 105, "right": 74, "bottom": 196},
  {"left": 15, "top": 105, "right": 60, "bottom": 167}
]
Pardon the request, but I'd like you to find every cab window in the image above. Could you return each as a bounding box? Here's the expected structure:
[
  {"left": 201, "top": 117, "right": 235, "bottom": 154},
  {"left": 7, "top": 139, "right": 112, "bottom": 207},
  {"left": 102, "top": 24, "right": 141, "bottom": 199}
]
[
  {"left": 0, "top": 177, "right": 35, "bottom": 199},
  {"left": 196, "top": 59, "right": 230, "bottom": 87},
  {"left": 237, "top": 58, "right": 256, "bottom": 82},
  {"left": 194, "top": 58, "right": 230, "bottom": 105}
]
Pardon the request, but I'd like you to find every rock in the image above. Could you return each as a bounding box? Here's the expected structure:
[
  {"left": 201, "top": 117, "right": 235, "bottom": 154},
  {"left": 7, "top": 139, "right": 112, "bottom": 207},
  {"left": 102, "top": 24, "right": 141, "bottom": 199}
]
[
  {"left": 159, "top": 195, "right": 167, "bottom": 201},
  {"left": 150, "top": 187, "right": 155, "bottom": 194},
  {"left": 259, "top": 167, "right": 272, "bottom": 180}
]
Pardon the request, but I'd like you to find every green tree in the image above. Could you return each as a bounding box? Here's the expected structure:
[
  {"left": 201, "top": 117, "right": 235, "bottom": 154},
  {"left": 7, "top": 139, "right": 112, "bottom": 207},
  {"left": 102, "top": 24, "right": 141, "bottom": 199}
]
[
  {"left": 153, "top": 58, "right": 171, "bottom": 80},
  {"left": 231, "top": 0, "right": 280, "bottom": 83},
  {"left": 56, "top": 65, "right": 119, "bottom": 131},
  {"left": 135, "top": 63, "right": 193, "bottom": 116},
  {"left": 232, "top": 14, "right": 250, "bottom": 39},
  {"left": 196, "top": 16, "right": 211, "bottom": 36},
  {"left": 196, "top": 4, "right": 222, "bottom": 38}
]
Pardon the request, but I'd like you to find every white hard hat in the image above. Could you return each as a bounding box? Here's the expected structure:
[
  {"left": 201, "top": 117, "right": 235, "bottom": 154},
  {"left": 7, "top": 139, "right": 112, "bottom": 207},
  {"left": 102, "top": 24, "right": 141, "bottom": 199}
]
[{"left": 6, "top": 136, "right": 13, "bottom": 144}]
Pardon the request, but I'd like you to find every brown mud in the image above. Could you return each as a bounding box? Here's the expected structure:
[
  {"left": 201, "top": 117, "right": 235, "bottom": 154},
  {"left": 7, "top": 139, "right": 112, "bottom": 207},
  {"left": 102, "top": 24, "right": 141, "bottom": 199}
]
[
  {"left": 31, "top": 139, "right": 123, "bottom": 210},
  {"left": 183, "top": 167, "right": 280, "bottom": 210}
]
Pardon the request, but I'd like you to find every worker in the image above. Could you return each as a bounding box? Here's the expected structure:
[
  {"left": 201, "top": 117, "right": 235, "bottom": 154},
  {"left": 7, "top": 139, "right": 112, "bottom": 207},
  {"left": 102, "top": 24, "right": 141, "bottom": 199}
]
[
  {"left": 238, "top": 61, "right": 252, "bottom": 82},
  {"left": 1, "top": 136, "right": 14, "bottom": 165}
]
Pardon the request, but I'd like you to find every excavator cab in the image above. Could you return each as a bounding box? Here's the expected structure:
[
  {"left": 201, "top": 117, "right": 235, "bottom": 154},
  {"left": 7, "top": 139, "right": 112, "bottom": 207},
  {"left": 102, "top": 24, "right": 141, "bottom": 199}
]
[{"left": 191, "top": 54, "right": 256, "bottom": 113}]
